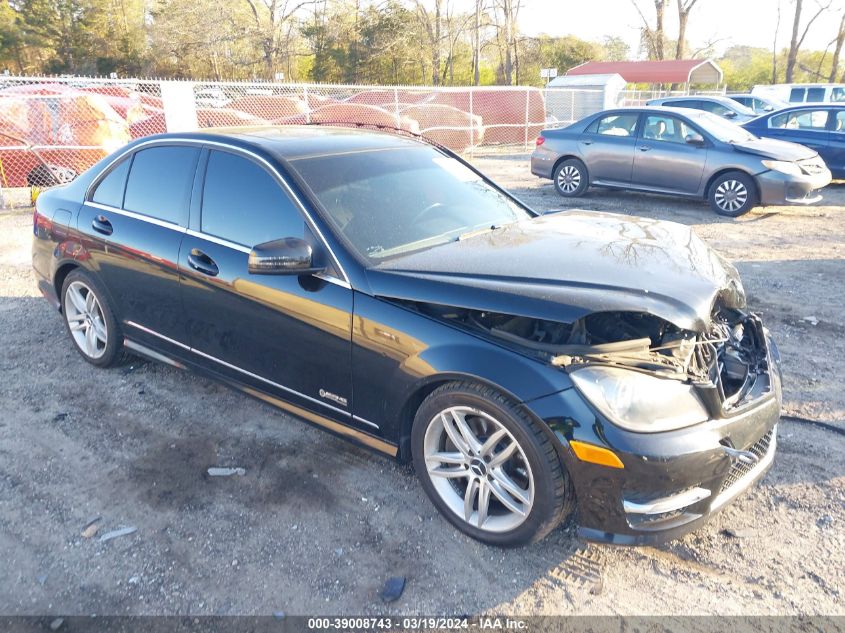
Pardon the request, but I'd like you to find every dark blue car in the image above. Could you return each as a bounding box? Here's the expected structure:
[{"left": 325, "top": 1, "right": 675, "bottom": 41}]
[{"left": 743, "top": 105, "right": 845, "bottom": 179}]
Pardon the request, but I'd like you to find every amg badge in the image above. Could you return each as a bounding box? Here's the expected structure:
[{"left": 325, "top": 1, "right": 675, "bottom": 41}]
[{"left": 319, "top": 388, "right": 348, "bottom": 407}]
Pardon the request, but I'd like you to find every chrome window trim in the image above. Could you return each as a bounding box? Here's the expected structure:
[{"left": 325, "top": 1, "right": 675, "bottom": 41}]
[
  {"left": 125, "top": 320, "right": 378, "bottom": 430},
  {"left": 85, "top": 136, "right": 351, "bottom": 286},
  {"left": 185, "top": 228, "right": 250, "bottom": 254},
  {"left": 86, "top": 201, "right": 187, "bottom": 233}
]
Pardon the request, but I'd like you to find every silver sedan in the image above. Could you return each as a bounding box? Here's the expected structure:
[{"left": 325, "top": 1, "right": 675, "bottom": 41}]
[{"left": 531, "top": 106, "right": 831, "bottom": 216}]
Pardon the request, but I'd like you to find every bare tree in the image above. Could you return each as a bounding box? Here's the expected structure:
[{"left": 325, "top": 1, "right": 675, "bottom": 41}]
[
  {"left": 492, "top": 0, "right": 520, "bottom": 84},
  {"left": 785, "top": 0, "right": 833, "bottom": 82},
  {"left": 242, "top": 0, "right": 315, "bottom": 78},
  {"left": 830, "top": 10, "right": 845, "bottom": 81},
  {"left": 675, "top": 0, "right": 699, "bottom": 59},
  {"left": 631, "top": 0, "right": 668, "bottom": 60},
  {"left": 773, "top": 0, "right": 781, "bottom": 83},
  {"left": 472, "top": 0, "right": 481, "bottom": 85},
  {"left": 414, "top": 0, "right": 444, "bottom": 85}
]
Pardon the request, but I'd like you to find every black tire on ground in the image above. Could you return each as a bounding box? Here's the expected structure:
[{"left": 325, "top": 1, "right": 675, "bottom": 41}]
[
  {"left": 60, "top": 269, "right": 128, "bottom": 368},
  {"left": 411, "top": 381, "right": 575, "bottom": 547},
  {"left": 553, "top": 158, "right": 589, "bottom": 198},
  {"left": 708, "top": 171, "right": 757, "bottom": 217}
]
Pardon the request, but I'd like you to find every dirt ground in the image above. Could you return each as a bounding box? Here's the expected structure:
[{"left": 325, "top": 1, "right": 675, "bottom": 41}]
[{"left": 0, "top": 156, "right": 843, "bottom": 617}]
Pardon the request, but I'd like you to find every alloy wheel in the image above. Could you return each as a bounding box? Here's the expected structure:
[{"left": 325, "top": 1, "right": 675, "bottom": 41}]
[
  {"left": 423, "top": 406, "right": 534, "bottom": 532},
  {"left": 556, "top": 165, "right": 582, "bottom": 193},
  {"left": 714, "top": 179, "right": 748, "bottom": 213},
  {"left": 64, "top": 281, "right": 108, "bottom": 359}
]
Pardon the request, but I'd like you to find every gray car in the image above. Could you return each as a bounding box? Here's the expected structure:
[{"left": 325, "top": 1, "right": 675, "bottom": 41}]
[
  {"left": 646, "top": 95, "right": 756, "bottom": 123},
  {"left": 531, "top": 107, "right": 831, "bottom": 216},
  {"left": 727, "top": 93, "right": 790, "bottom": 114}
]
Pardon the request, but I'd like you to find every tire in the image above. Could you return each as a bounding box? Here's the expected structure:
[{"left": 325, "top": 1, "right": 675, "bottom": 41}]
[
  {"left": 60, "top": 269, "right": 127, "bottom": 367},
  {"left": 553, "top": 158, "right": 589, "bottom": 198},
  {"left": 708, "top": 171, "right": 757, "bottom": 217},
  {"left": 411, "top": 381, "right": 575, "bottom": 546}
]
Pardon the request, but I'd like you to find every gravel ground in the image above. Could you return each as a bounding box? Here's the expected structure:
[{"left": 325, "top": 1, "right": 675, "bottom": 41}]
[{"left": 0, "top": 156, "right": 843, "bottom": 617}]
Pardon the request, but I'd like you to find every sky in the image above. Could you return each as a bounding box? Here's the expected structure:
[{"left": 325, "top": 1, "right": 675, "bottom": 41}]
[{"left": 518, "top": 0, "right": 842, "bottom": 59}]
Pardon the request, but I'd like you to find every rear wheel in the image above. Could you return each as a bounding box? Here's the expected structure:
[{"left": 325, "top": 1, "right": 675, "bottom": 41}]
[
  {"left": 61, "top": 270, "right": 126, "bottom": 367},
  {"left": 412, "top": 381, "right": 574, "bottom": 546},
  {"left": 553, "top": 158, "right": 589, "bottom": 198},
  {"left": 709, "top": 171, "right": 757, "bottom": 217}
]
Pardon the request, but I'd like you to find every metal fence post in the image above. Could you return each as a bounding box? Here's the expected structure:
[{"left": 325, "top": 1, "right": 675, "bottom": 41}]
[
  {"left": 303, "top": 85, "right": 310, "bottom": 124},
  {"left": 469, "top": 87, "right": 474, "bottom": 159},
  {"left": 394, "top": 87, "right": 400, "bottom": 128}
]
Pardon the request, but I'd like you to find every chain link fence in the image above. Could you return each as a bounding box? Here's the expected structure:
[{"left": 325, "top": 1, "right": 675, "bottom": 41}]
[{"left": 0, "top": 75, "right": 721, "bottom": 205}]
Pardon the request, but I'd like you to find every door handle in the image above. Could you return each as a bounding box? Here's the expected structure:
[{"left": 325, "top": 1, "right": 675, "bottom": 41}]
[
  {"left": 92, "top": 215, "right": 113, "bottom": 236},
  {"left": 187, "top": 249, "right": 219, "bottom": 277},
  {"left": 637, "top": 146, "right": 651, "bottom": 152},
  {"left": 582, "top": 140, "right": 593, "bottom": 146}
]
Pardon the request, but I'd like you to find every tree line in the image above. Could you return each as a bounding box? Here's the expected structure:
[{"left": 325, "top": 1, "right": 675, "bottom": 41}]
[{"left": 1, "top": 0, "right": 844, "bottom": 89}]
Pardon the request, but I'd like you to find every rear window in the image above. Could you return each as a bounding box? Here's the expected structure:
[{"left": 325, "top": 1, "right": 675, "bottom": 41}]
[
  {"left": 91, "top": 157, "right": 130, "bottom": 208},
  {"left": 123, "top": 146, "right": 199, "bottom": 226}
]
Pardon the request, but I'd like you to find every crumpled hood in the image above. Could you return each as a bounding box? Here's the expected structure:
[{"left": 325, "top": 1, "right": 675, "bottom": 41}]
[
  {"left": 368, "top": 211, "right": 745, "bottom": 332},
  {"left": 732, "top": 136, "right": 817, "bottom": 161}
]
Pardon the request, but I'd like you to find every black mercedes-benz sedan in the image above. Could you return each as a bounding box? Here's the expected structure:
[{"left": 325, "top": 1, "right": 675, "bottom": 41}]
[{"left": 32, "top": 127, "right": 782, "bottom": 546}]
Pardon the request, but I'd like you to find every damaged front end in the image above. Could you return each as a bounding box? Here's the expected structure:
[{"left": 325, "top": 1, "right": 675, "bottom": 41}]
[{"left": 410, "top": 301, "right": 778, "bottom": 422}]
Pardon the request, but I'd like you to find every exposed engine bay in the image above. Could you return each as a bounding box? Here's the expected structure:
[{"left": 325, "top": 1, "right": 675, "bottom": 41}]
[{"left": 411, "top": 302, "right": 770, "bottom": 411}]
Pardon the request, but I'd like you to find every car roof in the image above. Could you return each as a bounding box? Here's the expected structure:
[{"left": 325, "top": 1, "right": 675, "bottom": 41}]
[
  {"left": 131, "top": 125, "right": 426, "bottom": 161},
  {"left": 766, "top": 103, "right": 845, "bottom": 111},
  {"left": 654, "top": 94, "right": 734, "bottom": 104},
  {"left": 599, "top": 105, "right": 714, "bottom": 117}
]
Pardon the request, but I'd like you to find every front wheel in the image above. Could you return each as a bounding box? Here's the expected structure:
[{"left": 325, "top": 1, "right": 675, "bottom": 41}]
[
  {"left": 411, "top": 382, "right": 574, "bottom": 546},
  {"left": 709, "top": 172, "right": 757, "bottom": 217}
]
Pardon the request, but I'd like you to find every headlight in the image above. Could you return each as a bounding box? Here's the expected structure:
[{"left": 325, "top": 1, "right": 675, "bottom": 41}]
[
  {"left": 762, "top": 159, "right": 803, "bottom": 176},
  {"left": 570, "top": 366, "right": 710, "bottom": 433}
]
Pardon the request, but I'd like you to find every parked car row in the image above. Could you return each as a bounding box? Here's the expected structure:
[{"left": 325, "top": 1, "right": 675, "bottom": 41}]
[{"left": 533, "top": 102, "right": 842, "bottom": 215}]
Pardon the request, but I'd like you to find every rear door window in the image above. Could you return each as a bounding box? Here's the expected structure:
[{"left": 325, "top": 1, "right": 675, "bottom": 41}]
[
  {"left": 590, "top": 113, "right": 639, "bottom": 137},
  {"left": 91, "top": 157, "right": 131, "bottom": 208},
  {"left": 200, "top": 150, "right": 304, "bottom": 247},
  {"left": 770, "top": 110, "right": 829, "bottom": 130},
  {"left": 697, "top": 100, "right": 732, "bottom": 117},
  {"left": 667, "top": 100, "right": 699, "bottom": 109},
  {"left": 835, "top": 111, "right": 845, "bottom": 132},
  {"left": 123, "top": 146, "right": 199, "bottom": 225}
]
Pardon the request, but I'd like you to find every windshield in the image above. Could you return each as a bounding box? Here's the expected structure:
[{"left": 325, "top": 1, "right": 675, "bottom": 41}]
[
  {"left": 692, "top": 111, "right": 757, "bottom": 143},
  {"left": 289, "top": 146, "right": 532, "bottom": 261}
]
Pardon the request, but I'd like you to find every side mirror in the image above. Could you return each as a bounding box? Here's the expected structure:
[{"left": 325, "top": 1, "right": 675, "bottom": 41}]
[
  {"left": 725, "top": 110, "right": 738, "bottom": 118},
  {"left": 685, "top": 133, "right": 705, "bottom": 147},
  {"left": 763, "top": 105, "right": 774, "bottom": 112},
  {"left": 248, "top": 237, "right": 325, "bottom": 276}
]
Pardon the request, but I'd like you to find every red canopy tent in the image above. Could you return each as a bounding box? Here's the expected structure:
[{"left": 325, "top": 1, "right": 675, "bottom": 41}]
[{"left": 566, "top": 59, "right": 722, "bottom": 86}]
